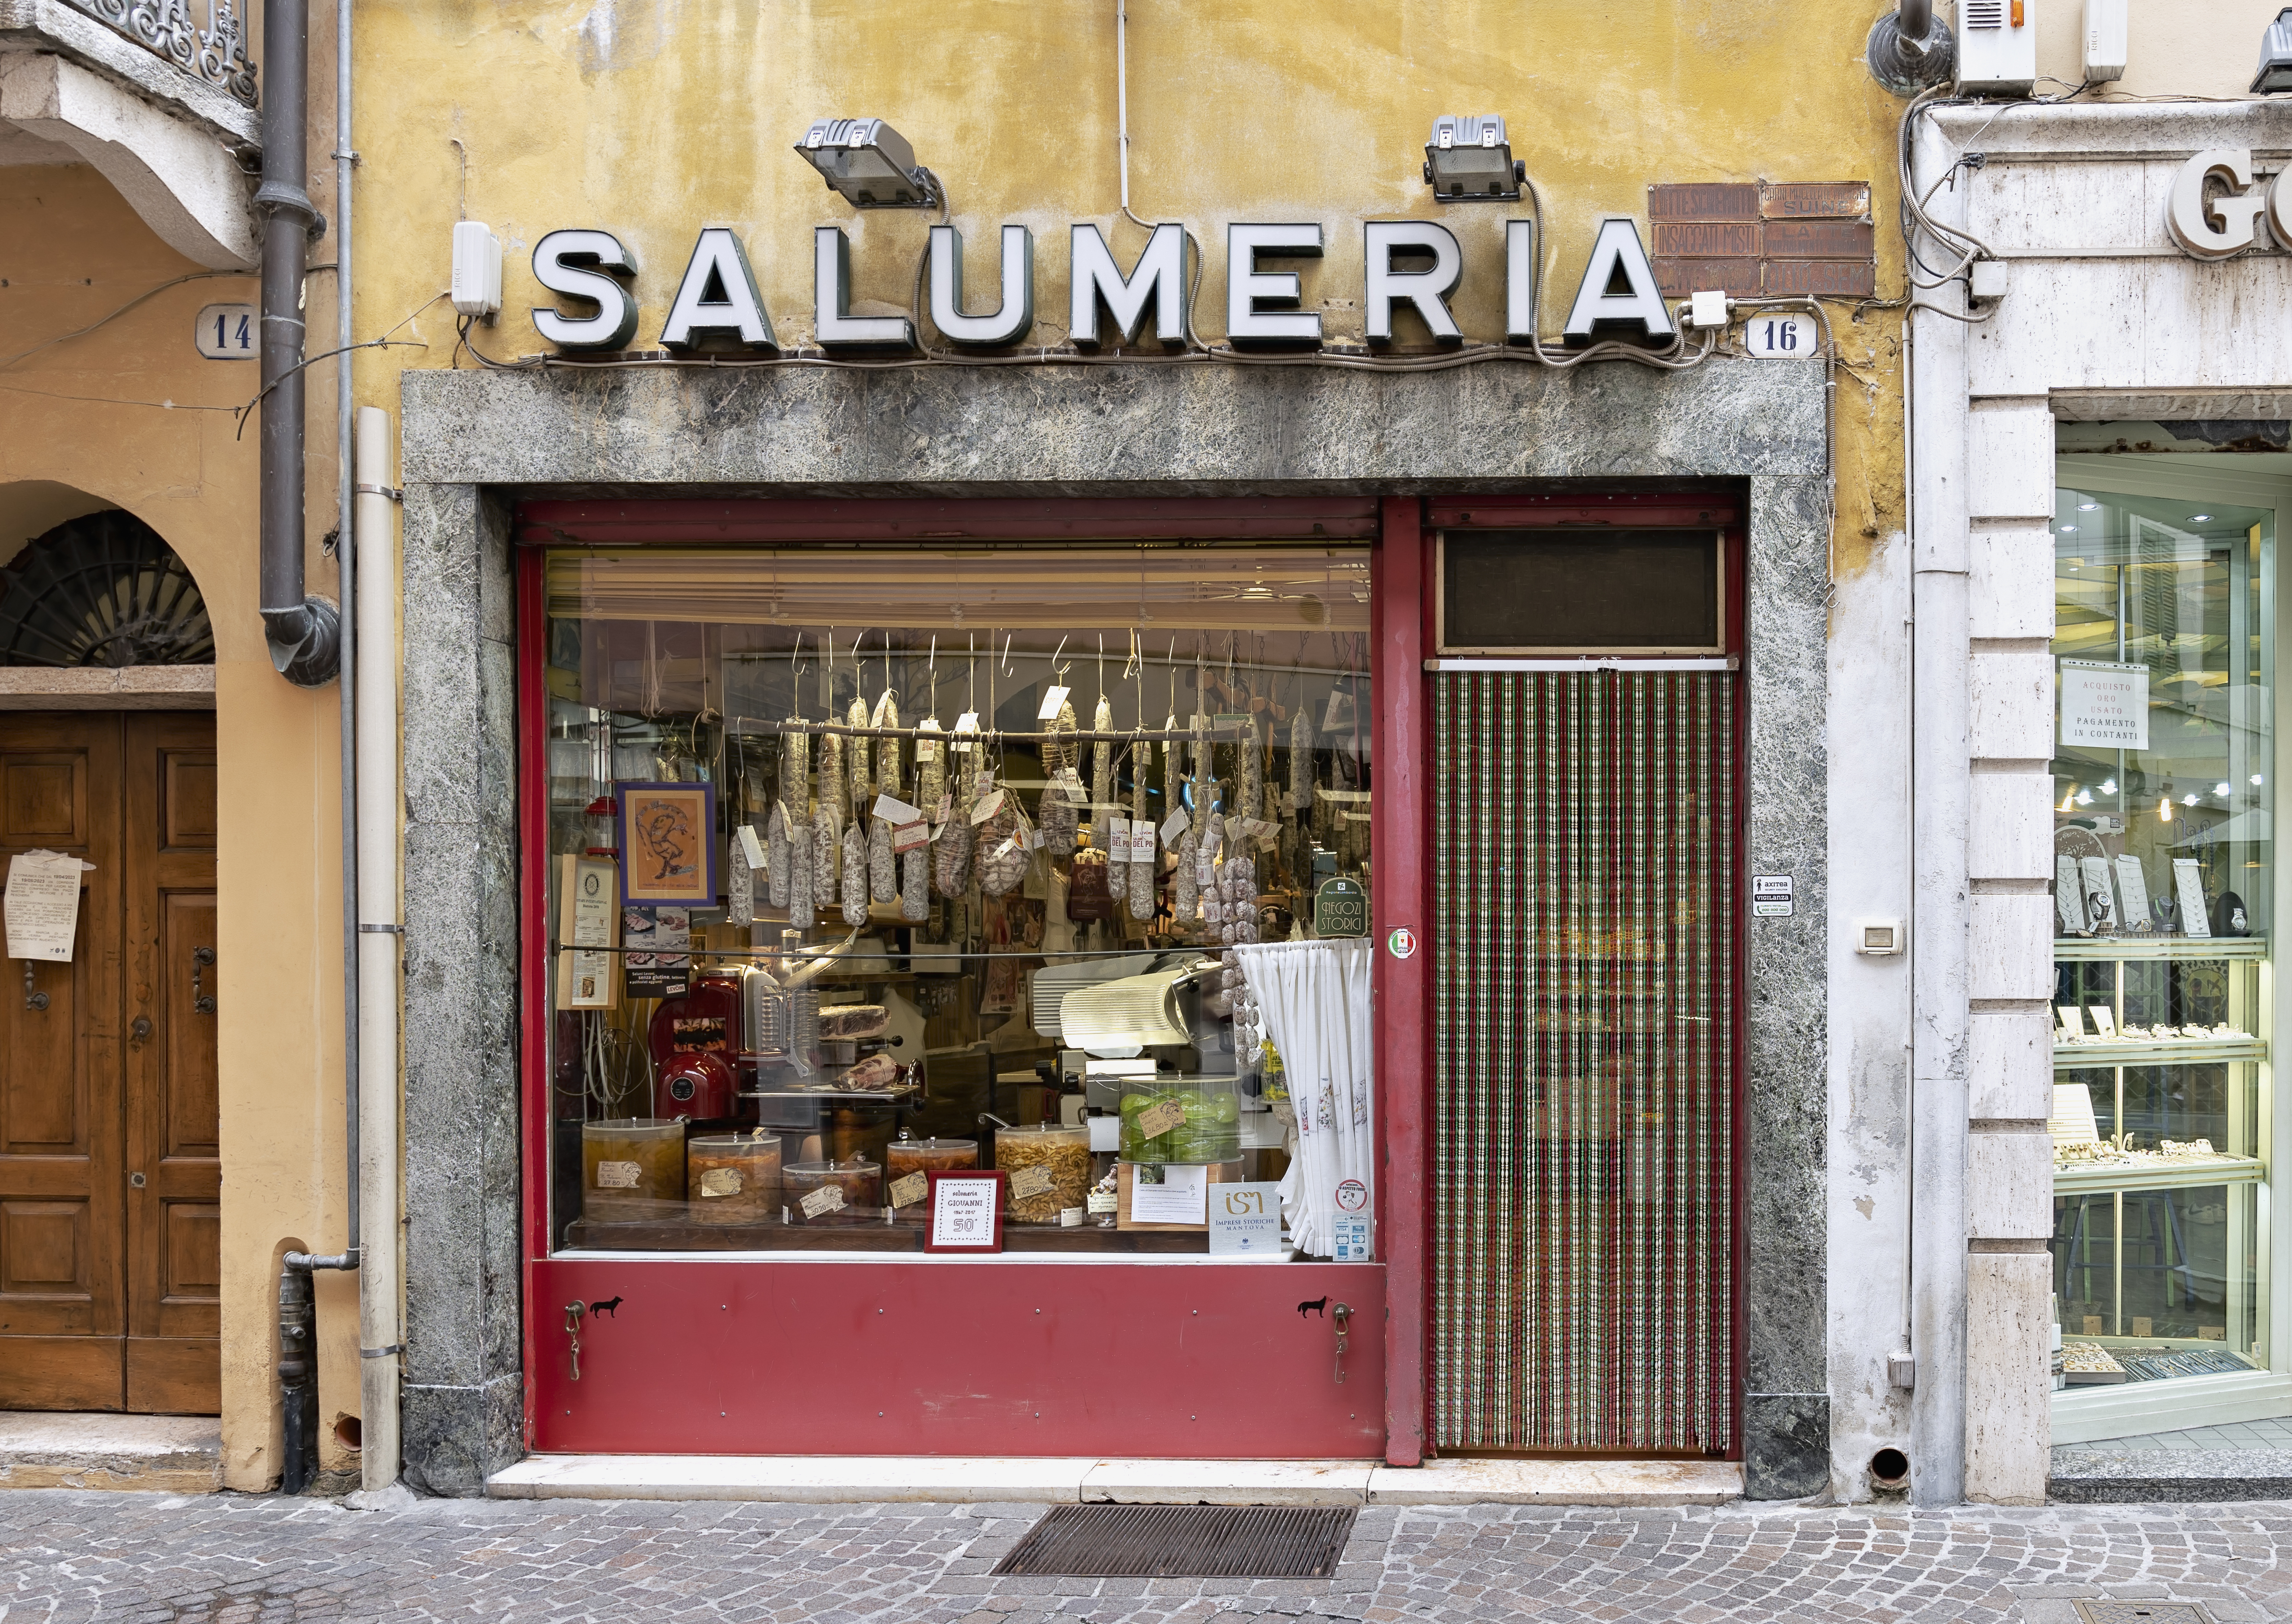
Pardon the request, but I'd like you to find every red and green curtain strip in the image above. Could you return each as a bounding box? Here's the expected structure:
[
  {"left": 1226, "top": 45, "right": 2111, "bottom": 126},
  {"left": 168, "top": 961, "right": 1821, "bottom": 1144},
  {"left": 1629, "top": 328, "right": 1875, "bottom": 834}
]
[{"left": 1432, "top": 670, "right": 1736, "bottom": 1453}]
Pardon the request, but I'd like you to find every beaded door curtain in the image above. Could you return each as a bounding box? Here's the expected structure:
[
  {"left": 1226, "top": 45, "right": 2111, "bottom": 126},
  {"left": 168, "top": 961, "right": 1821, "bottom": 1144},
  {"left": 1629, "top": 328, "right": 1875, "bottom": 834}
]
[{"left": 1431, "top": 670, "right": 1736, "bottom": 1453}]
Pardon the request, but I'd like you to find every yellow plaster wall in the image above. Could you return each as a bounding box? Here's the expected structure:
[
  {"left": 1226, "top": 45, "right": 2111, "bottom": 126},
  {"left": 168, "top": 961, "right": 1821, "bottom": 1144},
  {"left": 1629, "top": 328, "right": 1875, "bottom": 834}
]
[
  {"left": 0, "top": 162, "right": 357, "bottom": 1489},
  {"left": 350, "top": 0, "right": 1911, "bottom": 574}
]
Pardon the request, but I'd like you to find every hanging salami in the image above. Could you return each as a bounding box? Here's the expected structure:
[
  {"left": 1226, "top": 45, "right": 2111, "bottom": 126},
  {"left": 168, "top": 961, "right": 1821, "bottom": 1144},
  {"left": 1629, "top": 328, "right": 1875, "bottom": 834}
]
[
  {"left": 765, "top": 801, "right": 792, "bottom": 909},
  {"left": 841, "top": 820, "right": 868, "bottom": 926},
  {"left": 1040, "top": 695, "right": 1079, "bottom": 856}
]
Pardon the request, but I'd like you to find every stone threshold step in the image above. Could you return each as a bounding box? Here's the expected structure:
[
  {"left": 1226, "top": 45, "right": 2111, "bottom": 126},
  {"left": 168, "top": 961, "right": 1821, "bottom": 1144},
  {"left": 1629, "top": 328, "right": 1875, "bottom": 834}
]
[
  {"left": 2049, "top": 1449, "right": 2292, "bottom": 1503},
  {"left": 487, "top": 1454, "right": 1742, "bottom": 1506},
  {"left": 0, "top": 1411, "right": 221, "bottom": 1492}
]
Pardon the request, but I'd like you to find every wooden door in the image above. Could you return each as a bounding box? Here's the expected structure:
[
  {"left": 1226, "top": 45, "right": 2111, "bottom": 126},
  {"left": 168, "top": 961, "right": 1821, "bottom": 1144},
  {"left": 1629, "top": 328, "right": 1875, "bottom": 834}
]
[
  {"left": 0, "top": 712, "right": 218, "bottom": 1413},
  {"left": 0, "top": 716, "right": 125, "bottom": 1408},
  {"left": 123, "top": 714, "right": 218, "bottom": 1412}
]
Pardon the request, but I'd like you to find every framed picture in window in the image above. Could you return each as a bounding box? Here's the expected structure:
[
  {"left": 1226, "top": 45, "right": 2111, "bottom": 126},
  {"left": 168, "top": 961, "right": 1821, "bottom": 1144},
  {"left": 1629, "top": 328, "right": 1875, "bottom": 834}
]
[{"left": 617, "top": 781, "right": 717, "bottom": 906}]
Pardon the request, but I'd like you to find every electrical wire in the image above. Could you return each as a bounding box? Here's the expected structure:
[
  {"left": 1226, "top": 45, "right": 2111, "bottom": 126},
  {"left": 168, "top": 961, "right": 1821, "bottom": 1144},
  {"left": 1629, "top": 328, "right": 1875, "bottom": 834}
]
[{"left": 0, "top": 268, "right": 255, "bottom": 372}]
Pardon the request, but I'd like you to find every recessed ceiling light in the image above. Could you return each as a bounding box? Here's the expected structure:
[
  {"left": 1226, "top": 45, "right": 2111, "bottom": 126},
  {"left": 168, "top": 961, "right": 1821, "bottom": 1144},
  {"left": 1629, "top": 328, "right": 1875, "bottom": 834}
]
[
  {"left": 2059, "top": 524, "right": 2078, "bottom": 533},
  {"left": 2191, "top": 513, "right": 2214, "bottom": 522},
  {"left": 2216, "top": 782, "right": 2233, "bottom": 796},
  {"left": 2077, "top": 502, "right": 2100, "bottom": 511},
  {"left": 2184, "top": 792, "right": 2200, "bottom": 806}
]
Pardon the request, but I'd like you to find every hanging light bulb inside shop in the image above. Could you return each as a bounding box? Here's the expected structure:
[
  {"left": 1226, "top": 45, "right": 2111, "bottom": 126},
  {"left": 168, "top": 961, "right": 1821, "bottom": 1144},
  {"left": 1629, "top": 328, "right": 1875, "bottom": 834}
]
[
  {"left": 2160, "top": 780, "right": 2176, "bottom": 823},
  {"left": 2100, "top": 779, "right": 2118, "bottom": 795},
  {"left": 2184, "top": 792, "right": 2200, "bottom": 806},
  {"left": 2060, "top": 787, "right": 2078, "bottom": 812},
  {"left": 2077, "top": 789, "right": 2094, "bottom": 805},
  {"left": 2216, "top": 781, "right": 2233, "bottom": 797}
]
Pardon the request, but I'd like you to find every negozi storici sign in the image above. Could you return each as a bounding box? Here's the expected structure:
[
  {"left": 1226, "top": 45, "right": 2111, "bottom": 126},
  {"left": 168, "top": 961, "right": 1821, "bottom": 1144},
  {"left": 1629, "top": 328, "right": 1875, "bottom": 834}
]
[{"left": 523, "top": 219, "right": 1681, "bottom": 355}]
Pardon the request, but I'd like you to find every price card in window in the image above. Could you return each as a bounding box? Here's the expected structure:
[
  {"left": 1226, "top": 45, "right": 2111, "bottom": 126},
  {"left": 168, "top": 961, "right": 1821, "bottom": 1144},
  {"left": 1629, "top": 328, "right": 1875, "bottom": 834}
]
[
  {"left": 1008, "top": 1165, "right": 1055, "bottom": 1201},
  {"left": 925, "top": 1170, "right": 1005, "bottom": 1252},
  {"left": 1135, "top": 1099, "right": 1186, "bottom": 1139},
  {"left": 889, "top": 1172, "right": 928, "bottom": 1209},
  {"left": 799, "top": 1185, "right": 845, "bottom": 1219}
]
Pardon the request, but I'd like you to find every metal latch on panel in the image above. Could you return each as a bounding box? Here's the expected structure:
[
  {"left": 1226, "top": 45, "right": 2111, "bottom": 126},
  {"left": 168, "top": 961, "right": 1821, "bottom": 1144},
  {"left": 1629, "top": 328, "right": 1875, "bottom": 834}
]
[{"left": 1331, "top": 1302, "right": 1353, "bottom": 1385}]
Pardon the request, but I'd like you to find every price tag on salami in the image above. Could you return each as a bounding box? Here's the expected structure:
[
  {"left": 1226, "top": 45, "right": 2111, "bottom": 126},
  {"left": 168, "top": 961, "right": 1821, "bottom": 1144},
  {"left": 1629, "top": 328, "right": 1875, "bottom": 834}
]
[
  {"left": 889, "top": 1172, "right": 928, "bottom": 1209},
  {"left": 970, "top": 789, "right": 1006, "bottom": 825},
  {"left": 892, "top": 820, "right": 929, "bottom": 853},
  {"left": 914, "top": 736, "right": 937, "bottom": 762},
  {"left": 1160, "top": 808, "right": 1190, "bottom": 844},
  {"left": 932, "top": 794, "right": 953, "bottom": 823},
  {"left": 1051, "top": 767, "right": 1087, "bottom": 803},
  {"left": 1009, "top": 1165, "right": 1055, "bottom": 1201},
  {"left": 1106, "top": 814, "right": 1130, "bottom": 852},
  {"left": 1137, "top": 1099, "right": 1186, "bottom": 1139},
  {"left": 800, "top": 1185, "right": 845, "bottom": 1218},
  {"left": 1130, "top": 820, "right": 1157, "bottom": 861},
  {"left": 872, "top": 793, "right": 922, "bottom": 826},
  {"left": 1036, "top": 683, "right": 1072, "bottom": 721},
  {"left": 736, "top": 824, "right": 767, "bottom": 868},
  {"left": 954, "top": 711, "right": 979, "bottom": 741}
]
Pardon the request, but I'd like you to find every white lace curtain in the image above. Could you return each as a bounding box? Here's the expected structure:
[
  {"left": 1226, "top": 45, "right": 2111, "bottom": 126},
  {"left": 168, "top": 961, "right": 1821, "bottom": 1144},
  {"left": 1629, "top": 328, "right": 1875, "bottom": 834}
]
[{"left": 1232, "top": 937, "right": 1374, "bottom": 1257}]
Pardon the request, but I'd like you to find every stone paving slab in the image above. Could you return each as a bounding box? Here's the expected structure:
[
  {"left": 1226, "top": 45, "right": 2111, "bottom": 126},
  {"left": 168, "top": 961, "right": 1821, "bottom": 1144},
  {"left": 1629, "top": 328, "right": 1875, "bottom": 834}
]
[{"left": 7, "top": 1489, "right": 2292, "bottom": 1623}]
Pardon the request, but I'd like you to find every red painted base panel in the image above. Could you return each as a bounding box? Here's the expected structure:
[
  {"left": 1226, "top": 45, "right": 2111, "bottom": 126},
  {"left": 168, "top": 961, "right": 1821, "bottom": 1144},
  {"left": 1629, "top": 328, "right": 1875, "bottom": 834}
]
[{"left": 531, "top": 1258, "right": 1387, "bottom": 1458}]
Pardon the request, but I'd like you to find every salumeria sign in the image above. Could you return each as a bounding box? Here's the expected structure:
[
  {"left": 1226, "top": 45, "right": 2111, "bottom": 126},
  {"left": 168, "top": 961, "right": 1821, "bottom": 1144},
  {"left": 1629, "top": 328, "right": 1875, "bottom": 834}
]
[{"left": 520, "top": 218, "right": 1683, "bottom": 355}]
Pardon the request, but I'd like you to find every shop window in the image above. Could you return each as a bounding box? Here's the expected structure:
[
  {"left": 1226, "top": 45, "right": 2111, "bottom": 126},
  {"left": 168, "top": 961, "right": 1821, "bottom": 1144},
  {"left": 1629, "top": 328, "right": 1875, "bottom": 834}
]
[
  {"left": 1436, "top": 529, "right": 1724, "bottom": 655},
  {"left": 2050, "top": 476, "right": 2274, "bottom": 1398},
  {"left": 538, "top": 542, "right": 1373, "bottom": 1256}
]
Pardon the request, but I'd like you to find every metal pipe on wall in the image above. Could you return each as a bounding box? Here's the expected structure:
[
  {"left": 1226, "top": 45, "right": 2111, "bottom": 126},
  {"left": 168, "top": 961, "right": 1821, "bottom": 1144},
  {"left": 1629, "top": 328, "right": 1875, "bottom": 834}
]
[
  {"left": 354, "top": 407, "right": 402, "bottom": 1492},
  {"left": 255, "top": 0, "right": 340, "bottom": 688},
  {"left": 334, "top": 0, "right": 359, "bottom": 1281}
]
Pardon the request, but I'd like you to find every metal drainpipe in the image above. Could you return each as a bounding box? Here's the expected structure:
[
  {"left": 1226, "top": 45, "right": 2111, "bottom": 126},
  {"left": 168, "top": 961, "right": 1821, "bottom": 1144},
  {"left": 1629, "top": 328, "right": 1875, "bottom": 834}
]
[
  {"left": 278, "top": 1250, "right": 354, "bottom": 1493},
  {"left": 255, "top": 0, "right": 340, "bottom": 688}
]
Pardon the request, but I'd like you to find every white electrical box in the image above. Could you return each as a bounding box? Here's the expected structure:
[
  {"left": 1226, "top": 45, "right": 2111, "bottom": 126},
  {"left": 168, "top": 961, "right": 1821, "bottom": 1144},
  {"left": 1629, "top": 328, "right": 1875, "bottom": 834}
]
[
  {"left": 1969, "top": 259, "right": 2009, "bottom": 302},
  {"left": 1957, "top": 0, "right": 2036, "bottom": 96},
  {"left": 450, "top": 220, "right": 503, "bottom": 318},
  {"left": 1686, "top": 289, "right": 1728, "bottom": 330},
  {"left": 2083, "top": 0, "right": 2127, "bottom": 81},
  {"left": 1856, "top": 919, "right": 1906, "bottom": 956}
]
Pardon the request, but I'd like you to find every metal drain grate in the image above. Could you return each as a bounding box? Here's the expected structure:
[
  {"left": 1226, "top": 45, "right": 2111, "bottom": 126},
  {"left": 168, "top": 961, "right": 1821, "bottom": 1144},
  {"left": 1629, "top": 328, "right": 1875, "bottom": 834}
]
[
  {"left": 2073, "top": 1605, "right": 2214, "bottom": 1624},
  {"left": 991, "top": 1503, "right": 1357, "bottom": 1578}
]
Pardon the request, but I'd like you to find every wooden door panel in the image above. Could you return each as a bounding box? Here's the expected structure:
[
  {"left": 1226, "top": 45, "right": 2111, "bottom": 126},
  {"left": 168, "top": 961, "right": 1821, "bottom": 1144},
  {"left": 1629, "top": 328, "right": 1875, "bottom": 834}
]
[
  {"left": 158, "top": 894, "right": 218, "bottom": 1160},
  {"left": 0, "top": 716, "right": 123, "bottom": 1408},
  {"left": 2, "top": 757, "right": 86, "bottom": 843},
  {"left": 125, "top": 716, "right": 219, "bottom": 1406}
]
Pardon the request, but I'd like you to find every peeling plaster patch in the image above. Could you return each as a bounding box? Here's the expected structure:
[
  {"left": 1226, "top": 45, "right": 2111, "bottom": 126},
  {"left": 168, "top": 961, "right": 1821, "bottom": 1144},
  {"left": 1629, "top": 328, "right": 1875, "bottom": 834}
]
[
  {"left": 1854, "top": 1196, "right": 1875, "bottom": 1220},
  {"left": 577, "top": 0, "right": 676, "bottom": 74}
]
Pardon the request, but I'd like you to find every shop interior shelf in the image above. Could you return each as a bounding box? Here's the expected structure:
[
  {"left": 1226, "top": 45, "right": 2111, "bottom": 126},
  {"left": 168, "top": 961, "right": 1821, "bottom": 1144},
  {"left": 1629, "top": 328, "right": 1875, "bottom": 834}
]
[
  {"left": 738, "top": 1087, "right": 921, "bottom": 1103},
  {"left": 2052, "top": 1038, "right": 2266, "bottom": 1069},
  {"left": 2053, "top": 935, "right": 2268, "bottom": 962},
  {"left": 560, "top": 1217, "right": 1214, "bottom": 1252},
  {"left": 2051, "top": 1154, "right": 2266, "bottom": 1196}
]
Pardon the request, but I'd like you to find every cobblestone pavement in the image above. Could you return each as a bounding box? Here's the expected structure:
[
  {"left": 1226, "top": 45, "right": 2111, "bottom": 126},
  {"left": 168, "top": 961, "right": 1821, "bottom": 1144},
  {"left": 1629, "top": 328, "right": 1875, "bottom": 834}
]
[{"left": 5, "top": 1489, "right": 2292, "bottom": 1624}]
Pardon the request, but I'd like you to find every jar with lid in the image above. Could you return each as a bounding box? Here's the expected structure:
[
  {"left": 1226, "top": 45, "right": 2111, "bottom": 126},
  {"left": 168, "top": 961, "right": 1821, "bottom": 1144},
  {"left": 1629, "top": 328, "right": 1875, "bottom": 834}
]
[
  {"left": 686, "top": 1131, "right": 781, "bottom": 1226},
  {"left": 994, "top": 1122, "right": 1092, "bottom": 1224},
  {"left": 886, "top": 1133, "right": 979, "bottom": 1223},
  {"left": 783, "top": 1156, "right": 882, "bottom": 1223},
  {"left": 581, "top": 1118, "right": 685, "bottom": 1223},
  {"left": 1117, "top": 1072, "right": 1241, "bottom": 1165}
]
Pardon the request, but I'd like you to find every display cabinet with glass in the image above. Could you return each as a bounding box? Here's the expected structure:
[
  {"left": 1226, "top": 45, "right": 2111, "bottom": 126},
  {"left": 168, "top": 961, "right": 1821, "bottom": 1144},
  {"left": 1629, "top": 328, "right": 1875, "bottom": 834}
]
[
  {"left": 538, "top": 543, "right": 1372, "bottom": 1255},
  {"left": 2050, "top": 478, "right": 2275, "bottom": 1397}
]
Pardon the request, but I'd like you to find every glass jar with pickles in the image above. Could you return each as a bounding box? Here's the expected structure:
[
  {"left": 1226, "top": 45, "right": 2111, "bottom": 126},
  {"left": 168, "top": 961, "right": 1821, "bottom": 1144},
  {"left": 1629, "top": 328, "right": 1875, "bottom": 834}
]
[{"left": 1118, "top": 1075, "right": 1241, "bottom": 1165}]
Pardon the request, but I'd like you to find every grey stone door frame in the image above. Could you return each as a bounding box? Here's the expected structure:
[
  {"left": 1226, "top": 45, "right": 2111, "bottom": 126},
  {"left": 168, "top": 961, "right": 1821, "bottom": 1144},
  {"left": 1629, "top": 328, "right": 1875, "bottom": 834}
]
[{"left": 393, "top": 360, "right": 1832, "bottom": 1498}]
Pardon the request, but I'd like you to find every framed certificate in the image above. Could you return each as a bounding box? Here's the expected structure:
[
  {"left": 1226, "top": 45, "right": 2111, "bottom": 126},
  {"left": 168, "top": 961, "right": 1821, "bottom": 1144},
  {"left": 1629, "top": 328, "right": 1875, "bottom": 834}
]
[{"left": 924, "top": 1170, "right": 1005, "bottom": 1253}]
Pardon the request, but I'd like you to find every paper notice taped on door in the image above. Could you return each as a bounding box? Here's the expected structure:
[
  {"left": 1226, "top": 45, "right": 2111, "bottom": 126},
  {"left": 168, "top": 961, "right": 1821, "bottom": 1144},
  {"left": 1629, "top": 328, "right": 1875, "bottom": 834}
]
[{"left": 4, "top": 849, "right": 90, "bottom": 962}]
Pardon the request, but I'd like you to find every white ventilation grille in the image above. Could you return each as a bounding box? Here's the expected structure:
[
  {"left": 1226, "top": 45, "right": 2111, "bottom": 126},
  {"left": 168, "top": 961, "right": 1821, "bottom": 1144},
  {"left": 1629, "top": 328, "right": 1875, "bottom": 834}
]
[{"left": 1963, "top": 0, "right": 2006, "bottom": 27}]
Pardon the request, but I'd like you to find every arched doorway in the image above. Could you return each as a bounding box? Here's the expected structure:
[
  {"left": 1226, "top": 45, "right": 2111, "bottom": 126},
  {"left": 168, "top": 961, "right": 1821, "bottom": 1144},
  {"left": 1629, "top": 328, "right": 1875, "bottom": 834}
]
[{"left": 0, "top": 505, "right": 218, "bottom": 1413}]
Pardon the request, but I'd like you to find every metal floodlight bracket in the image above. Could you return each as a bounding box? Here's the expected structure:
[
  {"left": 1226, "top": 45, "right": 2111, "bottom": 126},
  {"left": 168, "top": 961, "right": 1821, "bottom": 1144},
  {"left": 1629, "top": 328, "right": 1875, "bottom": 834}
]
[
  {"left": 2255, "top": 6, "right": 2292, "bottom": 92},
  {"left": 1422, "top": 114, "right": 1524, "bottom": 202},
  {"left": 794, "top": 118, "right": 940, "bottom": 208}
]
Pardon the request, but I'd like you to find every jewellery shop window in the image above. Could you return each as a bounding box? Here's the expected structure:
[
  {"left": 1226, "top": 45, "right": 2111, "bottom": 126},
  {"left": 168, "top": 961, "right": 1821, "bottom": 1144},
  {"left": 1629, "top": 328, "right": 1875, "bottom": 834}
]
[
  {"left": 2050, "top": 479, "right": 2274, "bottom": 1393},
  {"left": 540, "top": 543, "right": 1375, "bottom": 1256}
]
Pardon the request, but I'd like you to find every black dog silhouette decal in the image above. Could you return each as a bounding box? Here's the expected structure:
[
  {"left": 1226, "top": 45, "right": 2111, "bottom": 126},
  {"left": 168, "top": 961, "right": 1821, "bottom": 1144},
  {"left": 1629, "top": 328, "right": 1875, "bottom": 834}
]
[
  {"left": 1297, "top": 1297, "right": 1328, "bottom": 1319},
  {"left": 590, "top": 1296, "right": 624, "bottom": 1319}
]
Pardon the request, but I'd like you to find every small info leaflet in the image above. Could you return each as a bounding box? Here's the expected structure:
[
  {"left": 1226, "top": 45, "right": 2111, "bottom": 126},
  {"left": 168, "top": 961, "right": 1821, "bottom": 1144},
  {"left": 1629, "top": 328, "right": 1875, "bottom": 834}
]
[{"left": 4, "top": 850, "right": 91, "bottom": 962}]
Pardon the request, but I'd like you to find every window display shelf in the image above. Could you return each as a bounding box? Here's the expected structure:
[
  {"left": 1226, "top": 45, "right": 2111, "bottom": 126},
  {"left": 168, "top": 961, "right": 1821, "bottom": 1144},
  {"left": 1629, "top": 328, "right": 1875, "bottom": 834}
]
[
  {"left": 2053, "top": 1038, "right": 2265, "bottom": 1069},
  {"left": 2054, "top": 936, "right": 2267, "bottom": 963},
  {"left": 2051, "top": 1155, "right": 2266, "bottom": 1196}
]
